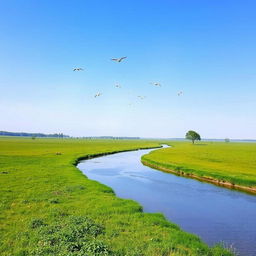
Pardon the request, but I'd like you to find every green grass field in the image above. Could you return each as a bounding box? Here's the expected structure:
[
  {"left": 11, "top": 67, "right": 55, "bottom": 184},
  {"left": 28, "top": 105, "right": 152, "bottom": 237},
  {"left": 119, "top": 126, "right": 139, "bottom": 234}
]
[
  {"left": 0, "top": 137, "right": 232, "bottom": 256},
  {"left": 142, "top": 141, "right": 256, "bottom": 190}
]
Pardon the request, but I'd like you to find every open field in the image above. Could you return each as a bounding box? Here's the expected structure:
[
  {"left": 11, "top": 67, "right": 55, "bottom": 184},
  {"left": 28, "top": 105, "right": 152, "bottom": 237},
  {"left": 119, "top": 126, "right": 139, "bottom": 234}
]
[
  {"left": 0, "top": 137, "right": 233, "bottom": 256},
  {"left": 142, "top": 141, "right": 256, "bottom": 193}
]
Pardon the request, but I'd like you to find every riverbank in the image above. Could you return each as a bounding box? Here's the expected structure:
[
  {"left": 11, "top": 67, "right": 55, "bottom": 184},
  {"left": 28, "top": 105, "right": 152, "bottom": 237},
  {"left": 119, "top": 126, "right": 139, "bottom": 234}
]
[
  {"left": 0, "top": 137, "right": 232, "bottom": 256},
  {"left": 142, "top": 160, "right": 256, "bottom": 194},
  {"left": 141, "top": 141, "right": 256, "bottom": 195}
]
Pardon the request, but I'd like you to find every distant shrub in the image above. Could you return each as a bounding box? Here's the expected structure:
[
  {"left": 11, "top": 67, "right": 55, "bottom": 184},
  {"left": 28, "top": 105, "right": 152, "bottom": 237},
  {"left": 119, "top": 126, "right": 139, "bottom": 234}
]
[
  {"left": 225, "top": 138, "right": 230, "bottom": 143},
  {"left": 30, "top": 218, "right": 46, "bottom": 229},
  {"left": 49, "top": 198, "right": 60, "bottom": 204}
]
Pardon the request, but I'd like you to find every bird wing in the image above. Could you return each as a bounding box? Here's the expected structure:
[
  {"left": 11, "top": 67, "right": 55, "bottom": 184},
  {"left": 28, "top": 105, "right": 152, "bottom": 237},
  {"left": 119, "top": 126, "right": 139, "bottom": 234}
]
[
  {"left": 111, "top": 58, "right": 118, "bottom": 61},
  {"left": 120, "top": 56, "right": 127, "bottom": 61}
]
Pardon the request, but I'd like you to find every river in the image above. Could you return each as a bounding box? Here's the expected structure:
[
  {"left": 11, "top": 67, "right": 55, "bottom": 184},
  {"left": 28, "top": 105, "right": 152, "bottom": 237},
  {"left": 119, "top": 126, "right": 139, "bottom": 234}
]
[{"left": 77, "top": 146, "right": 256, "bottom": 256}]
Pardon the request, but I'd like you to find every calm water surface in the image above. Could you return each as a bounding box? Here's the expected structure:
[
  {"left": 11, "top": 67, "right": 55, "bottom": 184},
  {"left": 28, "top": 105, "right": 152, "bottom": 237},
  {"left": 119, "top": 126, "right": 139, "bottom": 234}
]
[{"left": 78, "top": 147, "right": 256, "bottom": 256}]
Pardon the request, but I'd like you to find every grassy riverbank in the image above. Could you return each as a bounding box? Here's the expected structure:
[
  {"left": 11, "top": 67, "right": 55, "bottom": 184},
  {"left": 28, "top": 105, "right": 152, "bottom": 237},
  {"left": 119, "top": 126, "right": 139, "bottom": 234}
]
[
  {"left": 0, "top": 137, "right": 232, "bottom": 256},
  {"left": 142, "top": 141, "right": 256, "bottom": 193}
]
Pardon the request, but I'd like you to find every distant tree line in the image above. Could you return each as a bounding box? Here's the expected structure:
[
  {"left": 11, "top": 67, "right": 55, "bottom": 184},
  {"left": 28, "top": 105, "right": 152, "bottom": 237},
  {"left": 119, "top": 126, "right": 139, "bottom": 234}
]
[
  {"left": 0, "top": 132, "right": 140, "bottom": 139},
  {"left": 80, "top": 136, "right": 141, "bottom": 140},
  {"left": 0, "top": 131, "right": 69, "bottom": 138}
]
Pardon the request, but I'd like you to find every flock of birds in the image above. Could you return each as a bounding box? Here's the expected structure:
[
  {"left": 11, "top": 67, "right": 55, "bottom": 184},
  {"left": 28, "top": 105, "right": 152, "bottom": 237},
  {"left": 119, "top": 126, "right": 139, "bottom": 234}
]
[{"left": 73, "top": 56, "right": 183, "bottom": 100}]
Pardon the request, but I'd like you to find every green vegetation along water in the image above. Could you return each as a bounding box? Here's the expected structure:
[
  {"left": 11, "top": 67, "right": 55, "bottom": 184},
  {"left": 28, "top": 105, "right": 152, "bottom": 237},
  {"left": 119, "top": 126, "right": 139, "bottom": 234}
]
[
  {"left": 0, "top": 137, "right": 232, "bottom": 256},
  {"left": 142, "top": 141, "right": 256, "bottom": 193}
]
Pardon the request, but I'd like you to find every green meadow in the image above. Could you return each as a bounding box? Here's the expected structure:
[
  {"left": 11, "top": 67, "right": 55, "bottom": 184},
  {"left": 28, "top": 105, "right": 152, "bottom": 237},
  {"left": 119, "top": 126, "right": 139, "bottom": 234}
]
[
  {"left": 0, "top": 137, "right": 232, "bottom": 256},
  {"left": 142, "top": 141, "right": 256, "bottom": 190}
]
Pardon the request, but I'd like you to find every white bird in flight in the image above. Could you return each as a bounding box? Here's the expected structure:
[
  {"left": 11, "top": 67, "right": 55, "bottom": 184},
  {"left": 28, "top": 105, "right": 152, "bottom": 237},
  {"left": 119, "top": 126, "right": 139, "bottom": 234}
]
[
  {"left": 115, "top": 84, "right": 122, "bottom": 88},
  {"left": 178, "top": 91, "right": 183, "bottom": 96},
  {"left": 150, "top": 82, "right": 161, "bottom": 87},
  {"left": 94, "top": 93, "right": 102, "bottom": 98},
  {"left": 111, "top": 56, "right": 127, "bottom": 62},
  {"left": 73, "top": 68, "right": 84, "bottom": 71}
]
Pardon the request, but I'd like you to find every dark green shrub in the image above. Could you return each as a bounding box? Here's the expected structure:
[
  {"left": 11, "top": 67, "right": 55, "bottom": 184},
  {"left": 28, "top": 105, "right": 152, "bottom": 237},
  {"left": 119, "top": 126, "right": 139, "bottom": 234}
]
[
  {"left": 30, "top": 218, "right": 46, "bottom": 229},
  {"left": 49, "top": 198, "right": 60, "bottom": 204},
  {"left": 30, "top": 215, "right": 110, "bottom": 256}
]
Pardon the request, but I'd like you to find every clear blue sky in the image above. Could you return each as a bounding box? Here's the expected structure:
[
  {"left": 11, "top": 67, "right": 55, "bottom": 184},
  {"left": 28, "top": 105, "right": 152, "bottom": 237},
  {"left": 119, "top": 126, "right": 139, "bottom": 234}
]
[{"left": 1, "top": 0, "right": 256, "bottom": 139}]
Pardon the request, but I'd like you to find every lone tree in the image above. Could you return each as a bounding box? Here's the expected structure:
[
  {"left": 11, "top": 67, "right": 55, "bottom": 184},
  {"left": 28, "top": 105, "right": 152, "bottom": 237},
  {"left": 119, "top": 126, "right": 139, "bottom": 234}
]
[{"left": 186, "top": 130, "right": 201, "bottom": 144}]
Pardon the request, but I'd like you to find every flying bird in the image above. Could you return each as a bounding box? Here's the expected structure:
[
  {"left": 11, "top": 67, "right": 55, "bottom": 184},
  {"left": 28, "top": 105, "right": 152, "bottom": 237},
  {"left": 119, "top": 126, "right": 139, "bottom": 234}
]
[
  {"left": 150, "top": 82, "right": 161, "bottom": 87},
  {"left": 111, "top": 56, "right": 127, "bottom": 62},
  {"left": 94, "top": 93, "right": 102, "bottom": 98},
  {"left": 177, "top": 91, "right": 183, "bottom": 96},
  {"left": 73, "top": 68, "right": 84, "bottom": 71},
  {"left": 138, "top": 96, "right": 146, "bottom": 100},
  {"left": 115, "top": 84, "right": 122, "bottom": 88}
]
